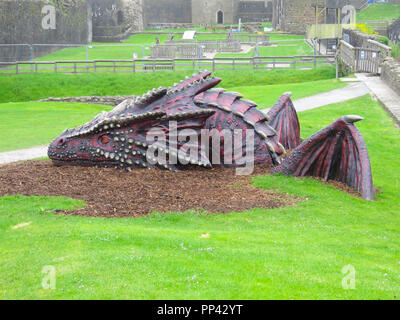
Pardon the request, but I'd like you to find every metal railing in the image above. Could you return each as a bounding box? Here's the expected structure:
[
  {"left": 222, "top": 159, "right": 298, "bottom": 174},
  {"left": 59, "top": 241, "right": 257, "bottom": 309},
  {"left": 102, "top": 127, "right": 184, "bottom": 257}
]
[{"left": 0, "top": 55, "right": 335, "bottom": 75}]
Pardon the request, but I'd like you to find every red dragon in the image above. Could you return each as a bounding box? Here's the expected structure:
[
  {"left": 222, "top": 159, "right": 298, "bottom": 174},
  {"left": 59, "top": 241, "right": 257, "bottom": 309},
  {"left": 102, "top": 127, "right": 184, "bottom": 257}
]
[{"left": 48, "top": 71, "right": 375, "bottom": 200}]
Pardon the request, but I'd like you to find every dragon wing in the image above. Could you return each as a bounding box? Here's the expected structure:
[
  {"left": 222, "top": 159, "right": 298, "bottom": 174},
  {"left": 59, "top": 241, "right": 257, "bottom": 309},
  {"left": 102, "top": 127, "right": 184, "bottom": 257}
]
[
  {"left": 267, "top": 93, "right": 301, "bottom": 150},
  {"left": 272, "top": 115, "right": 375, "bottom": 200}
]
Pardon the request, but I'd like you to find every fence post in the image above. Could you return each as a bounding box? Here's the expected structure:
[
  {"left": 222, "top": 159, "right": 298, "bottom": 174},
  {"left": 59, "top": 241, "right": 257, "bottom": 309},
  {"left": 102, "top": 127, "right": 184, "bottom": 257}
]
[
  {"left": 94, "top": 61, "right": 97, "bottom": 73},
  {"left": 212, "top": 59, "right": 215, "bottom": 72},
  {"left": 55, "top": 62, "right": 57, "bottom": 73},
  {"left": 293, "top": 57, "right": 296, "bottom": 70},
  {"left": 335, "top": 55, "right": 339, "bottom": 80},
  {"left": 172, "top": 59, "right": 175, "bottom": 72},
  {"left": 16, "top": 62, "right": 18, "bottom": 74},
  {"left": 132, "top": 60, "right": 135, "bottom": 73}
]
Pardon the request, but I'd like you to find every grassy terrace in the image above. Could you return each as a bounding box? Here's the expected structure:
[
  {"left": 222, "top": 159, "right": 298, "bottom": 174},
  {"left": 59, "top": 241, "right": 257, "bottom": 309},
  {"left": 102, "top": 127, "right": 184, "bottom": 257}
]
[
  {"left": 1, "top": 93, "right": 399, "bottom": 299},
  {"left": 0, "top": 68, "right": 337, "bottom": 103},
  {"left": 357, "top": 3, "right": 400, "bottom": 22}
]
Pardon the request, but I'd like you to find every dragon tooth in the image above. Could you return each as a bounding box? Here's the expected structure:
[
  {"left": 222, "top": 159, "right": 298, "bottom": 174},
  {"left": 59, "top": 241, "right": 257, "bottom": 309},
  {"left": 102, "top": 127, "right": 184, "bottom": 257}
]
[
  {"left": 278, "top": 142, "right": 287, "bottom": 155},
  {"left": 114, "top": 137, "right": 119, "bottom": 142},
  {"left": 105, "top": 152, "right": 110, "bottom": 158},
  {"left": 241, "top": 99, "right": 258, "bottom": 106},
  {"left": 245, "top": 120, "right": 255, "bottom": 127},
  {"left": 110, "top": 153, "right": 115, "bottom": 159},
  {"left": 228, "top": 91, "right": 244, "bottom": 98},
  {"left": 266, "top": 142, "right": 275, "bottom": 153},
  {"left": 234, "top": 111, "right": 244, "bottom": 118},
  {"left": 256, "top": 130, "right": 267, "bottom": 139}
]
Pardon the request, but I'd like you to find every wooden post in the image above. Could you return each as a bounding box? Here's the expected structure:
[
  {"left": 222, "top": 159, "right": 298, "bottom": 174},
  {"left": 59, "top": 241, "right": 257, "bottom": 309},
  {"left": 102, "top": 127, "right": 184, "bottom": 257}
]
[
  {"left": 293, "top": 57, "right": 296, "bottom": 69},
  {"left": 16, "top": 63, "right": 18, "bottom": 74},
  {"left": 54, "top": 62, "right": 57, "bottom": 73},
  {"left": 335, "top": 55, "right": 339, "bottom": 80},
  {"left": 212, "top": 59, "right": 215, "bottom": 72},
  {"left": 132, "top": 60, "right": 135, "bottom": 73},
  {"left": 74, "top": 63, "right": 77, "bottom": 73}
]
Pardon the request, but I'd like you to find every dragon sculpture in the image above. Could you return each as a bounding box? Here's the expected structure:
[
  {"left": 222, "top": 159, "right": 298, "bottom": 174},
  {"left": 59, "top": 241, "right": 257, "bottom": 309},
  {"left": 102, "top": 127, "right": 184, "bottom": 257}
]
[{"left": 48, "top": 71, "right": 375, "bottom": 200}]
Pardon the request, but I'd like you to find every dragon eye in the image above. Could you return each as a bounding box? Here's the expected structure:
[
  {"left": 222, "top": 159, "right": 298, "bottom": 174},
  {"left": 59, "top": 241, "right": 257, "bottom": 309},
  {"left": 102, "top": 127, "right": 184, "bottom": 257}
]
[
  {"left": 99, "top": 135, "right": 111, "bottom": 144},
  {"left": 58, "top": 138, "right": 66, "bottom": 146}
]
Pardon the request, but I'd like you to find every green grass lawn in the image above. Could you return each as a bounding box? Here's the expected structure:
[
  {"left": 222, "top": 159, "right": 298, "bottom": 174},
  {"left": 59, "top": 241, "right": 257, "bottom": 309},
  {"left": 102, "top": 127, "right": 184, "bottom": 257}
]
[
  {"left": 31, "top": 33, "right": 309, "bottom": 62},
  {"left": 0, "top": 102, "right": 112, "bottom": 152},
  {"left": 228, "top": 79, "right": 346, "bottom": 109},
  {"left": 1, "top": 94, "right": 399, "bottom": 299},
  {"left": 216, "top": 41, "right": 314, "bottom": 58},
  {"left": 0, "top": 68, "right": 337, "bottom": 104},
  {"left": 357, "top": 3, "right": 400, "bottom": 21}
]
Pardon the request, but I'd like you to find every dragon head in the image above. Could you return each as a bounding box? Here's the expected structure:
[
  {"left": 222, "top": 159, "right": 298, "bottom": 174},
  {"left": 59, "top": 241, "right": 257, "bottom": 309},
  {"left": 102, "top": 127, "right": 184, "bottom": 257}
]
[{"left": 49, "top": 72, "right": 221, "bottom": 170}]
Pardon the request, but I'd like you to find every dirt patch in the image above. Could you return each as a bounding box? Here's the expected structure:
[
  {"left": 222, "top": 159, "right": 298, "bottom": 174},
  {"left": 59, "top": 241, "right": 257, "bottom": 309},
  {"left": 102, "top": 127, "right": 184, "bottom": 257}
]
[{"left": 0, "top": 161, "right": 299, "bottom": 218}]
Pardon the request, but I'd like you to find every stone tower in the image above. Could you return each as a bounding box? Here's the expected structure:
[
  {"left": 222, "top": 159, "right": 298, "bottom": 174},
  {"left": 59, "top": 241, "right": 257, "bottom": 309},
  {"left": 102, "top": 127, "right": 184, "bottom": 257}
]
[{"left": 191, "top": 0, "right": 240, "bottom": 25}]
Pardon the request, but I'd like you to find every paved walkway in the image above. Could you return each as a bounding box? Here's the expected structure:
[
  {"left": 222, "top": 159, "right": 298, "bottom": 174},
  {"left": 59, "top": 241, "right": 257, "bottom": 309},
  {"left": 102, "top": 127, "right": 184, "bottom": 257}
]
[
  {"left": 0, "top": 146, "right": 48, "bottom": 165},
  {"left": 355, "top": 73, "right": 400, "bottom": 125},
  {"left": 262, "top": 82, "right": 370, "bottom": 115}
]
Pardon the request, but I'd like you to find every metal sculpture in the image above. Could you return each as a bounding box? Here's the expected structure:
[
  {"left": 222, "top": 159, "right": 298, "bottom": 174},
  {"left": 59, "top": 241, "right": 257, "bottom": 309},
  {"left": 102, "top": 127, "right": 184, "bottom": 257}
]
[{"left": 49, "top": 72, "right": 375, "bottom": 200}]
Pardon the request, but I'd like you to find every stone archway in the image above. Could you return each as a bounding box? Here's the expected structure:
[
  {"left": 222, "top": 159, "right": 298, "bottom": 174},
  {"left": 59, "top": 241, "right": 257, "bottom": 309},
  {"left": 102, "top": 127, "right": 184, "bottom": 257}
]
[{"left": 217, "top": 10, "right": 224, "bottom": 24}]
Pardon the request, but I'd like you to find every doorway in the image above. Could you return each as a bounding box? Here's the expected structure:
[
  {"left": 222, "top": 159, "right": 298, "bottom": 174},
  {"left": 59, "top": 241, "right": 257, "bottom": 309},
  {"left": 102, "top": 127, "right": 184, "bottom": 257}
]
[{"left": 217, "top": 10, "right": 224, "bottom": 24}]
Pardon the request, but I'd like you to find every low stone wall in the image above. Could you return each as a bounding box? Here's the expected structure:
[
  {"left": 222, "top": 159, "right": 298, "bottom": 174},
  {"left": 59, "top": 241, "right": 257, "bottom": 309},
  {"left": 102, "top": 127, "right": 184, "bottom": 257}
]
[
  {"left": 381, "top": 57, "right": 400, "bottom": 95},
  {"left": 343, "top": 28, "right": 392, "bottom": 63},
  {"left": 39, "top": 95, "right": 136, "bottom": 106}
]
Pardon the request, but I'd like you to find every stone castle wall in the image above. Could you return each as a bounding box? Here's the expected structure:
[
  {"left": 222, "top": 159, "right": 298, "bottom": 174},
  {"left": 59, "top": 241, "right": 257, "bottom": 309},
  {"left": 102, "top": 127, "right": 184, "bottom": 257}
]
[
  {"left": 0, "top": 0, "right": 90, "bottom": 61},
  {"left": 273, "top": 0, "right": 367, "bottom": 35},
  {"left": 142, "top": 0, "right": 192, "bottom": 26}
]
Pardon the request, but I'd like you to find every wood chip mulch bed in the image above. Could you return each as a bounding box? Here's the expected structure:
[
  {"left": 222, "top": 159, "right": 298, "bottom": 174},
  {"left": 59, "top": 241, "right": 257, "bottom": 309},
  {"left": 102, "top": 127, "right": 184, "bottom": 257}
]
[{"left": 0, "top": 161, "right": 299, "bottom": 218}]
